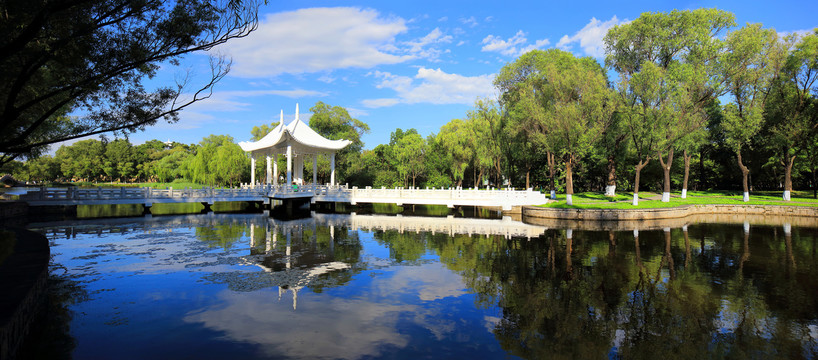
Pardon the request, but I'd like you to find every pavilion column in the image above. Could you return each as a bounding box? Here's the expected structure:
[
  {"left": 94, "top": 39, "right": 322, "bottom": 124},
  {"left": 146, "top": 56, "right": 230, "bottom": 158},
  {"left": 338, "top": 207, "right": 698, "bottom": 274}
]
[
  {"left": 330, "top": 153, "right": 336, "bottom": 186},
  {"left": 266, "top": 154, "right": 272, "bottom": 184},
  {"left": 286, "top": 145, "right": 292, "bottom": 185},
  {"left": 251, "top": 156, "right": 256, "bottom": 186},
  {"left": 297, "top": 156, "right": 304, "bottom": 184},
  {"left": 313, "top": 154, "right": 318, "bottom": 185},
  {"left": 273, "top": 153, "right": 278, "bottom": 185}
]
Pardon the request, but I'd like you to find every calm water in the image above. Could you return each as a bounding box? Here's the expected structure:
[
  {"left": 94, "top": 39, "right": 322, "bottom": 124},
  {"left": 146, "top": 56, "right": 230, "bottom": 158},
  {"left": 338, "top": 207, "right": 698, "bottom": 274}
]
[{"left": 22, "top": 211, "right": 818, "bottom": 359}]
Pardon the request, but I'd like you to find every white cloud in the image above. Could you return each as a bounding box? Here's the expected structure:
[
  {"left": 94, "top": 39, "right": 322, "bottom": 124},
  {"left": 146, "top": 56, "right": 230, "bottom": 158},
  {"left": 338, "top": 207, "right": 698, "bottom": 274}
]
[
  {"left": 403, "top": 28, "right": 454, "bottom": 61},
  {"left": 556, "top": 16, "right": 627, "bottom": 58},
  {"left": 181, "top": 89, "right": 328, "bottom": 113},
  {"left": 218, "top": 7, "right": 414, "bottom": 77},
  {"left": 460, "top": 16, "right": 478, "bottom": 27},
  {"left": 778, "top": 28, "right": 815, "bottom": 40},
  {"left": 481, "top": 30, "right": 550, "bottom": 57},
  {"left": 361, "top": 98, "right": 401, "bottom": 108},
  {"left": 317, "top": 75, "right": 336, "bottom": 84},
  {"left": 345, "top": 107, "right": 370, "bottom": 118},
  {"left": 363, "top": 68, "right": 495, "bottom": 108},
  {"left": 438, "top": 16, "right": 448, "bottom": 22}
]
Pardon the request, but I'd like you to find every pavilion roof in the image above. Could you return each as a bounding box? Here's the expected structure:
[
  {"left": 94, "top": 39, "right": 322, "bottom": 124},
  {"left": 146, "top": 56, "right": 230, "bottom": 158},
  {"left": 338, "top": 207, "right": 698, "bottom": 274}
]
[{"left": 238, "top": 105, "right": 352, "bottom": 153}]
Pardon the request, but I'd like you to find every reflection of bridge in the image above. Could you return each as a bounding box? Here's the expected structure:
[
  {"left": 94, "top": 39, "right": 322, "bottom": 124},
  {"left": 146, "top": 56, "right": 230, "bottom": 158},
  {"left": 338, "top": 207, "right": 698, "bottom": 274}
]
[
  {"left": 18, "top": 184, "right": 547, "bottom": 211},
  {"left": 29, "top": 211, "right": 549, "bottom": 240}
]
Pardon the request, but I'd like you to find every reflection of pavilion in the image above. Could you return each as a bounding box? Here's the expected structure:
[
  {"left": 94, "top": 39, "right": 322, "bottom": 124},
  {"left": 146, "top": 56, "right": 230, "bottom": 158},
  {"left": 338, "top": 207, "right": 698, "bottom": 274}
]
[{"left": 243, "top": 220, "right": 349, "bottom": 310}]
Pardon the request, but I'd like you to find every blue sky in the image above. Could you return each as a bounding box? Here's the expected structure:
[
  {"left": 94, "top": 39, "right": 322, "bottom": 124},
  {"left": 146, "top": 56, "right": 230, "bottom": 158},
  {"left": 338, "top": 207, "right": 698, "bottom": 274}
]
[{"left": 121, "top": 0, "right": 817, "bottom": 150}]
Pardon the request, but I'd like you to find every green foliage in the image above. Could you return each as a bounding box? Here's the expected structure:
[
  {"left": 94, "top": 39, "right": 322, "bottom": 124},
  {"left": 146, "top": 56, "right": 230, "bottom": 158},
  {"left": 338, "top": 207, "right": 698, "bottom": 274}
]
[
  {"left": 309, "top": 101, "right": 370, "bottom": 184},
  {"left": 187, "top": 135, "right": 249, "bottom": 187},
  {"left": 0, "top": 230, "right": 15, "bottom": 265},
  {"left": 0, "top": 0, "right": 260, "bottom": 164}
]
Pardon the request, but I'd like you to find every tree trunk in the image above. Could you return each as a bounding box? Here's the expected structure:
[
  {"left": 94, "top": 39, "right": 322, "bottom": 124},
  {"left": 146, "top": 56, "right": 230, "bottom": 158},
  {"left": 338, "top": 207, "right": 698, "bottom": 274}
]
[
  {"left": 633, "top": 158, "right": 650, "bottom": 205},
  {"left": 699, "top": 149, "right": 706, "bottom": 190},
  {"left": 783, "top": 155, "right": 795, "bottom": 201},
  {"left": 547, "top": 151, "right": 556, "bottom": 200},
  {"left": 737, "top": 150, "right": 750, "bottom": 202},
  {"left": 657, "top": 148, "right": 674, "bottom": 202},
  {"left": 605, "top": 154, "right": 616, "bottom": 197},
  {"left": 813, "top": 168, "right": 817, "bottom": 199},
  {"left": 526, "top": 169, "right": 530, "bottom": 190},
  {"left": 565, "top": 229, "right": 573, "bottom": 280},
  {"left": 683, "top": 226, "right": 691, "bottom": 269},
  {"left": 664, "top": 229, "right": 675, "bottom": 280},
  {"left": 681, "top": 150, "right": 691, "bottom": 199},
  {"left": 565, "top": 155, "right": 574, "bottom": 205}
]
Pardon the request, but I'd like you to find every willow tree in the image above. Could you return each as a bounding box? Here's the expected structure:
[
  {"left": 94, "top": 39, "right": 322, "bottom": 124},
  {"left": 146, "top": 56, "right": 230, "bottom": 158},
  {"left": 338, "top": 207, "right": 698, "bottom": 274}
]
[
  {"left": 436, "top": 118, "right": 475, "bottom": 187},
  {"left": 720, "top": 24, "right": 783, "bottom": 202},
  {"left": 605, "top": 9, "right": 735, "bottom": 204},
  {"left": 467, "top": 99, "right": 505, "bottom": 188},
  {"left": 538, "top": 50, "right": 614, "bottom": 205}
]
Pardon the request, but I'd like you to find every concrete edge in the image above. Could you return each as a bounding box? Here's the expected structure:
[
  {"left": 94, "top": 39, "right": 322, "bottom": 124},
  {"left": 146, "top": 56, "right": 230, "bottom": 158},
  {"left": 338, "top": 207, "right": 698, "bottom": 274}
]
[{"left": 521, "top": 204, "right": 818, "bottom": 230}]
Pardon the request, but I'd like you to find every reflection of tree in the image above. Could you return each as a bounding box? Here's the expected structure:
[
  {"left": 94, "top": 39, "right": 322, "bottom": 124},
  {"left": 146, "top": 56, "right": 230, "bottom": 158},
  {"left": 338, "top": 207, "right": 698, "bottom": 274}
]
[
  {"left": 17, "top": 275, "right": 87, "bottom": 358},
  {"left": 419, "top": 224, "right": 818, "bottom": 359},
  {"left": 194, "top": 223, "right": 246, "bottom": 249},
  {"left": 373, "top": 229, "right": 430, "bottom": 263}
]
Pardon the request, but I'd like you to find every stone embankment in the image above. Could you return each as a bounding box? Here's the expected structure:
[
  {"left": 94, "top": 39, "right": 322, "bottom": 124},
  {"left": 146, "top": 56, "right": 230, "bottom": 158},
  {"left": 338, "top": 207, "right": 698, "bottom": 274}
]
[{"left": 522, "top": 204, "right": 818, "bottom": 230}]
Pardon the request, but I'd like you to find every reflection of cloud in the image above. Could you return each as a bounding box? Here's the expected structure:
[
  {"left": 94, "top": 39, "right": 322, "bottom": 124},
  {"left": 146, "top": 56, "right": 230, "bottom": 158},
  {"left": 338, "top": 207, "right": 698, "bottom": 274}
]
[
  {"left": 376, "top": 262, "right": 467, "bottom": 301},
  {"left": 185, "top": 290, "right": 410, "bottom": 359},
  {"left": 484, "top": 315, "right": 500, "bottom": 333}
]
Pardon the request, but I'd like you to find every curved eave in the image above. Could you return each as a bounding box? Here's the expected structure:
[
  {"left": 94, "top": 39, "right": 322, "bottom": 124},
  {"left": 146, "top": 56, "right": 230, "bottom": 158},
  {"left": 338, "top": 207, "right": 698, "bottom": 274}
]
[{"left": 239, "top": 118, "right": 353, "bottom": 153}]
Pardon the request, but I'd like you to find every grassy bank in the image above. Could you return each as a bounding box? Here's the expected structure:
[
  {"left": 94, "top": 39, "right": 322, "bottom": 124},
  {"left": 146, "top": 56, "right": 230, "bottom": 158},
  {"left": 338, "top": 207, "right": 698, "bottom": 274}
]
[{"left": 540, "top": 190, "right": 818, "bottom": 209}]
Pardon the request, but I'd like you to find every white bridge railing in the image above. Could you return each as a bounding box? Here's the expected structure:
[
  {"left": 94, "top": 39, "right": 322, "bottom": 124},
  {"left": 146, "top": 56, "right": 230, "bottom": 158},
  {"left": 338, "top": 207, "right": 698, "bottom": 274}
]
[{"left": 20, "top": 184, "right": 548, "bottom": 209}]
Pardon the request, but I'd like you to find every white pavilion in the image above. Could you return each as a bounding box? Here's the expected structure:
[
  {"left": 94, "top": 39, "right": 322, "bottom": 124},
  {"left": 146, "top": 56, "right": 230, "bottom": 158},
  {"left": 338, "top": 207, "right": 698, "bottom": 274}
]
[{"left": 239, "top": 104, "right": 352, "bottom": 187}]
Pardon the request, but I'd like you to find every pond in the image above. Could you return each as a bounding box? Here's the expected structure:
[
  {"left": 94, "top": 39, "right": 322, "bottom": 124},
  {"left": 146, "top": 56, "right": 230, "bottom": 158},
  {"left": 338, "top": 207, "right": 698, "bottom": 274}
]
[{"left": 21, "top": 210, "right": 818, "bottom": 359}]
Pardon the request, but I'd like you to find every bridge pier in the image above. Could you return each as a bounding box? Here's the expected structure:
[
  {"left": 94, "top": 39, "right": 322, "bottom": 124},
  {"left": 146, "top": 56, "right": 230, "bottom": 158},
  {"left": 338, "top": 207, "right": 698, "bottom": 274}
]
[
  {"left": 201, "top": 202, "right": 213, "bottom": 213},
  {"left": 142, "top": 203, "right": 152, "bottom": 215}
]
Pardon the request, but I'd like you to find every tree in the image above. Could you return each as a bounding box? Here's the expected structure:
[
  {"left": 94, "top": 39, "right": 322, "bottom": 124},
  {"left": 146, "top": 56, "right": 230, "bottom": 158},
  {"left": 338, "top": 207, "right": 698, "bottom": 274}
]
[
  {"left": 25, "top": 155, "right": 60, "bottom": 182},
  {"left": 153, "top": 145, "right": 194, "bottom": 183},
  {"left": 0, "top": 0, "right": 261, "bottom": 164},
  {"left": 537, "top": 50, "right": 615, "bottom": 205},
  {"left": 104, "top": 139, "right": 135, "bottom": 182},
  {"left": 468, "top": 99, "right": 506, "bottom": 188},
  {"left": 435, "top": 119, "right": 475, "bottom": 187},
  {"left": 55, "top": 139, "right": 106, "bottom": 181},
  {"left": 605, "top": 9, "right": 735, "bottom": 204},
  {"left": 392, "top": 129, "right": 427, "bottom": 187},
  {"left": 720, "top": 24, "right": 783, "bottom": 201},
  {"left": 494, "top": 51, "right": 552, "bottom": 190},
  {"left": 250, "top": 121, "right": 281, "bottom": 141},
  {"left": 763, "top": 30, "right": 818, "bottom": 200},
  {"left": 309, "top": 102, "right": 370, "bottom": 184}
]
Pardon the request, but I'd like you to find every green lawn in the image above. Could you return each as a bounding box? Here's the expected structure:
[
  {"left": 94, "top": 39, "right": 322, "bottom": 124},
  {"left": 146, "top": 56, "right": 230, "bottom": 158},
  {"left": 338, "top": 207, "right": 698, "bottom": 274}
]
[{"left": 540, "top": 191, "right": 818, "bottom": 209}]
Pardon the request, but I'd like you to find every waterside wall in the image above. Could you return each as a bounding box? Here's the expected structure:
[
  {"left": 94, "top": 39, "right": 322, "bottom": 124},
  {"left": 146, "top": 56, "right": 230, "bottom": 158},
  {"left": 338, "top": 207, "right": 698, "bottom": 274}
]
[{"left": 522, "top": 204, "right": 818, "bottom": 230}]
